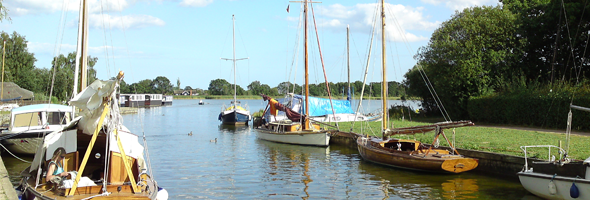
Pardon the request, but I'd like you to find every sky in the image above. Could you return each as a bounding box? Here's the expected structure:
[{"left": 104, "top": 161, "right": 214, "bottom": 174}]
[{"left": 1, "top": 0, "right": 500, "bottom": 91}]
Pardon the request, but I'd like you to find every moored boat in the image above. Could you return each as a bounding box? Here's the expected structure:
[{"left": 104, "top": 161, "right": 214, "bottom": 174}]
[
  {"left": 355, "top": 0, "right": 478, "bottom": 174},
  {"left": 518, "top": 105, "right": 590, "bottom": 199},
  {"left": 357, "top": 121, "right": 478, "bottom": 173},
  {"left": 218, "top": 15, "right": 251, "bottom": 126},
  {"left": 20, "top": 73, "right": 167, "bottom": 200},
  {"left": 0, "top": 104, "right": 73, "bottom": 155}
]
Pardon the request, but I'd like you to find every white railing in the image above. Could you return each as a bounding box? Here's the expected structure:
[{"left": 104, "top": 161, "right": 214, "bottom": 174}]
[{"left": 520, "top": 145, "right": 569, "bottom": 171}]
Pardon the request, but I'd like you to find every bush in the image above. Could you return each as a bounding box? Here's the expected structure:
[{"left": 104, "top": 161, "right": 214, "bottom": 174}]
[{"left": 467, "top": 82, "right": 590, "bottom": 130}]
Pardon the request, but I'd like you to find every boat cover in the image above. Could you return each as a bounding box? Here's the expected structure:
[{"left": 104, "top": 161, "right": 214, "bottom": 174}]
[{"left": 291, "top": 94, "right": 354, "bottom": 116}]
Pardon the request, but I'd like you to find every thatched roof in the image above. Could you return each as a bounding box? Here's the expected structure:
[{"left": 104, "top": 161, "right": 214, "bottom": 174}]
[{"left": 0, "top": 82, "right": 34, "bottom": 101}]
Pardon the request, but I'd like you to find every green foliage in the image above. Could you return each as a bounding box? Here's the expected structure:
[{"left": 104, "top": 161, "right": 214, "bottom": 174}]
[
  {"left": 208, "top": 79, "right": 231, "bottom": 95},
  {"left": 0, "top": 1, "right": 10, "bottom": 22},
  {"left": 468, "top": 81, "right": 590, "bottom": 130},
  {"left": 410, "top": 6, "right": 523, "bottom": 118},
  {"left": 151, "top": 76, "right": 173, "bottom": 94}
]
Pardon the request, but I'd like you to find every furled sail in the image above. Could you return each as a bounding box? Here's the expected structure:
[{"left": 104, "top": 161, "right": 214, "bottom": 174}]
[{"left": 261, "top": 94, "right": 303, "bottom": 122}]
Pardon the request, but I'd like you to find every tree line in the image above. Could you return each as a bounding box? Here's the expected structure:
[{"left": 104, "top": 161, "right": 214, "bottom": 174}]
[
  {"left": 205, "top": 79, "right": 407, "bottom": 98},
  {"left": 404, "top": 0, "right": 590, "bottom": 119}
]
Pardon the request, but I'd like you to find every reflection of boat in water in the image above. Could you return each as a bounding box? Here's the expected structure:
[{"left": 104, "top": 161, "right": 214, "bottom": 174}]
[
  {"left": 357, "top": 162, "right": 480, "bottom": 199},
  {"left": 218, "top": 124, "right": 250, "bottom": 134}
]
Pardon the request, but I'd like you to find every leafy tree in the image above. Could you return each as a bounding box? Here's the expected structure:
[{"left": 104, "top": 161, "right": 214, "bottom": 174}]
[
  {"left": 0, "top": 0, "right": 10, "bottom": 22},
  {"left": 208, "top": 79, "right": 231, "bottom": 95},
  {"left": 277, "top": 82, "right": 293, "bottom": 94},
  {"left": 128, "top": 79, "right": 153, "bottom": 94},
  {"left": 184, "top": 86, "right": 193, "bottom": 90},
  {"left": 247, "top": 81, "right": 263, "bottom": 95},
  {"left": 151, "top": 76, "right": 173, "bottom": 94},
  {"left": 1, "top": 31, "right": 36, "bottom": 90},
  {"left": 502, "top": 0, "right": 590, "bottom": 84},
  {"left": 176, "top": 77, "right": 181, "bottom": 90},
  {"left": 120, "top": 80, "right": 131, "bottom": 94},
  {"left": 49, "top": 52, "right": 98, "bottom": 100},
  {"left": 411, "top": 6, "right": 521, "bottom": 118}
]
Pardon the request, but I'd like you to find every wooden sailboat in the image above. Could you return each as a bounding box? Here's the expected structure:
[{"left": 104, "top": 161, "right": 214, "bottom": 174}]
[
  {"left": 255, "top": 0, "right": 330, "bottom": 147},
  {"left": 355, "top": 0, "right": 478, "bottom": 173},
  {"left": 219, "top": 15, "right": 251, "bottom": 125},
  {"left": 19, "top": 1, "right": 167, "bottom": 199}
]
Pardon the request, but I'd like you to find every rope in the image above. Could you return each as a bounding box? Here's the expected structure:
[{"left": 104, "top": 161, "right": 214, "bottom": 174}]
[{"left": 0, "top": 143, "right": 31, "bottom": 163}]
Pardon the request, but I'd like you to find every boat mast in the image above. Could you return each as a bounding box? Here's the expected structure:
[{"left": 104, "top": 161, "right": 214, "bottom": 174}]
[
  {"left": 347, "top": 25, "right": 350, "bottom": 102},
  {"left": 304, "top": 0, "right": 310, "bottom": 130},
  {"left": 73, "top": 0, "right": 88, "bottom": 115},
  {"left": 381, "top": 0, "right": 388, "bottom": 138},
  {"left": 232, "top": 15, "right": 237, "bottom": 109},
  {"left": 1, "top": 40, "right": 4, "bottom": 101},
  {"left": 221, "top": 15, "right": 248, "bottom": 110}
]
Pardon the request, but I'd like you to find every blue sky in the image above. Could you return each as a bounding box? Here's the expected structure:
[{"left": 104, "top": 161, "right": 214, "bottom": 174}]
[{"left": 1, "top": 0, "right": 499, "bottom": 90}]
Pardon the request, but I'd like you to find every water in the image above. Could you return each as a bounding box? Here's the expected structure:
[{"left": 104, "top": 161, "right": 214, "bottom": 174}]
[{"left": 3, "top": 99, "right": 536, "bottom": 199}]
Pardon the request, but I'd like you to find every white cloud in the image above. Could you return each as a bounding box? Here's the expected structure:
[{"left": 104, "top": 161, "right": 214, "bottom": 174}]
[
  {"left": 89, "top": 14, "right": 165, "bottom": 29},
  {"left": 312, "top": 3, "right": 439, "bottom": 42},
  {"left": 5, "top": 0, "right": 133, "bottom": 16},
  {"left": 421, "top": 0, "right": 499, "bottom": 11},
  {"left": 180, "top": 0, "right": 213, "bottom": 7}
]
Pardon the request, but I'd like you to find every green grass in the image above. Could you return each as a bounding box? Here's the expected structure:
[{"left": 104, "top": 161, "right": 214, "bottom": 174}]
[{"left": 328, "top": 120, "right": 590, "bottom": 160}]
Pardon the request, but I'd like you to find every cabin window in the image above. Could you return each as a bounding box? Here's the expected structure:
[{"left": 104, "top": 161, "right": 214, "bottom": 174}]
[
  {"left": 14, "top": 112, "right": 42, "bottom": 127},
  {"left": 47, "top": 112, "right": 71, "bottom": 125}
]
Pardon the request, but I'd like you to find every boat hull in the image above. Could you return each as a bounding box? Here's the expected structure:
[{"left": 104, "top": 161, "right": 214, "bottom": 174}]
[
  {"left": 219, "top": 110, "right": 250, "bottom": 125},
  {"left": 256, "top": 127, "right": 330, "bottom": 147},
  {"left": 2, "top": 137, "right": 43, "bottom": 155},
  {"left": 356, "top": 137, "right": 478, "bottom": 173},
  {"left": 518, "top": 171, "right": 590, "bottom": 200}
]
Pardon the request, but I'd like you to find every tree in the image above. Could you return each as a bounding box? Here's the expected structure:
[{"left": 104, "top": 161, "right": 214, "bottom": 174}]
[
  {"left": 49, "top": 52, "right": 98, "bottom": 100},
  {"left": 1, "top": 31, "right": 36, "bottom": 90},
  {"left": 247, "top": 81, "right": 263, "bottom": 95},
  {"left": 129, "top": 79, "right": 153, "bottom": 94},
  {"left": 184, "top": 86, "right": 193, "bottom": 90},
  {"left": 176, "top": 77, "right": 181, "bottom": 90},
  {"left": 0, "top": 0, "right": 10, "bottom": 22},
  {"left": 151, "top": 76, "right": 173, "bottom": 94},
  {"left": 208, "top": 79, "right": 231, "bottom": 95},
  {"left": 120, "top": 80, "right": 131, "bottom": 94},
  {"left": 411, "top": 6, "right": 521, "bottom": 118}
]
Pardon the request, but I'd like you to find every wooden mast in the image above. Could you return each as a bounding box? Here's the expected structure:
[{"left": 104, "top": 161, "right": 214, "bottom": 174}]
[
  {"left": 304, "top": 0, "right": 310, "bottom": 130},
  {"left": 381, "top": 0, "right": 388, "bottom": 139},
  {"left": 347, "top": 25, "right": 350, "bottom": 101},
  {"left": 1, "top": 40, "right": 5, "bottom": 101}
]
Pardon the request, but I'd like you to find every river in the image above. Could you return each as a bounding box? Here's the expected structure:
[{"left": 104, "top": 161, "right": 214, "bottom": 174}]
[{"left": 3, "top": 99, "right": 538, "bottom": 199}]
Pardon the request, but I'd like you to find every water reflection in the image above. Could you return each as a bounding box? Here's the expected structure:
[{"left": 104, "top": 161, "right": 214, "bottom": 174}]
[
  {"left": 218, "top": 124, "right": 250, "bottom": 134},
  {"left": 257, "top": 140, "right": 329, "bottom": 199}
]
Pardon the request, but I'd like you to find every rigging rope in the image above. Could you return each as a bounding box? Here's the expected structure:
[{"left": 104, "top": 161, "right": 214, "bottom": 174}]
[{"left": 310, "top": 4, "right": 339, "bottom": 130}]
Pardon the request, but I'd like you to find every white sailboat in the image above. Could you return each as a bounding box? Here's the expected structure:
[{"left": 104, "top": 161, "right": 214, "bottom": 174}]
[
  {"left": 518, "top": 105, "right": 590, "bottom": 199},
  {"left": 255, "top": 0, "right": 331, "bottom": 147},
  {"left": 219, "top": 15, "right": 251, "bottom": 125}
]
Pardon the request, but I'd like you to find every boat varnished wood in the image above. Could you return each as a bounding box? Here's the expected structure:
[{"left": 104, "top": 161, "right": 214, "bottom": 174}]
[{"left": 357, "top": 137, "right": 478, "bottom": 173}]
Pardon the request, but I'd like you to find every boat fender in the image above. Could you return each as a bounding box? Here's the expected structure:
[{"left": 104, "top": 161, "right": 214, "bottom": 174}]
[
  {"left": 548, "top": 174, "right": 557, "bottom": 195},
  {"left": 156, "top": 187, "right": 169, "bottom": 200},
  {"left": 571, "top": 181, "right": 580, "bottom": 198}
]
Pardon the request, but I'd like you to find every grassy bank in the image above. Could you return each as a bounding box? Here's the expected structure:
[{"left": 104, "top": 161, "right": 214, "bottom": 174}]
[{"left": 330, "top": 120, "right": 590, "bottom": 160}]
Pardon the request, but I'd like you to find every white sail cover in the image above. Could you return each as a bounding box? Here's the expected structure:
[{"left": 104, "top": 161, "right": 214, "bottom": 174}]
[
  {"left": 30, "top": 76, "right": 145, "bottom": 172},
  {"left": 70, "top": 79, "right": 120, "bottom": 136}
]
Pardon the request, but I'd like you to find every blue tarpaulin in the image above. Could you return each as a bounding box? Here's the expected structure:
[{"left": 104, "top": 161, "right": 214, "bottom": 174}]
[{"left": 292, "top": 94, "right": 354, "bottom": 116}]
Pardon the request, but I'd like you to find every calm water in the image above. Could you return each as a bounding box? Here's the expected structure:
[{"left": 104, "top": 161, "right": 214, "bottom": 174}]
[{"left": 3, "top": 99, "right": 537, "bottom": 199}]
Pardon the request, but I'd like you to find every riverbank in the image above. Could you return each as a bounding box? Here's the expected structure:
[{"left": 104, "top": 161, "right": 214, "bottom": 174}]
[{"left": 0, "top": 156, "right": 18, "bottom": 199}]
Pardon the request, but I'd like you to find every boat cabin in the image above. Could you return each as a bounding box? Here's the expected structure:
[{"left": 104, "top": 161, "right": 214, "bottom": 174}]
[{"left": 7, "top": 104, "right": 72, "bottom": 133}]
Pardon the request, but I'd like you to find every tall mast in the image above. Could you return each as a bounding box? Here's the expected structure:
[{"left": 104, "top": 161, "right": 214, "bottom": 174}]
[
  {"left": 347, "top": 25, "right": 350, "bottom": 101},
  {"left": 1, "top": 41, "right": 5, "bottom": 101},
  {"left": 381, "top": 0, "right": 388, "bottom": 136},
  {"left": 232, "top": 15, "right": 237, "bottom": 108},
  {"left": 221, "top": 15, "right": 248, "bottom": 109},
  {"left": 304, "top": 0, "right": 310, "bottom": 130},
  {"left": 74, "top": 0, "right": 88, "bottom": 96}
]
